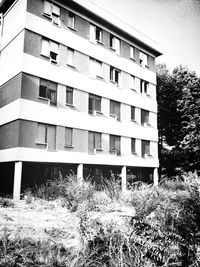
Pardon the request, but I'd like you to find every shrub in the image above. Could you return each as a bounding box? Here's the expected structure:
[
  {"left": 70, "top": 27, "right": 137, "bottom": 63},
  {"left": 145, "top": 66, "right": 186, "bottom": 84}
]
[
  {"left": 34, "top": 175, "right": 94, "bottom": 212},
  {"left": 0, "top": 197, "right": 14, "bottom": 208}
]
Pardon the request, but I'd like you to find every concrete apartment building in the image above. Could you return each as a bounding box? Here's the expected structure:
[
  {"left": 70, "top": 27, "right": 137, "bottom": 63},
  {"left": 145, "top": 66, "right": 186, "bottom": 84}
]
[{"left": 0, "top": 0, "right": 162, "bottom": 200}]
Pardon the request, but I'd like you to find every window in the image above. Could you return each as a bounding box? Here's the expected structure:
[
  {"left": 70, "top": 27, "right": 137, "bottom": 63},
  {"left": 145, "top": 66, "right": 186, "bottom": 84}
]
[
  {"left": 90, "top": 24, "right": 103, "bottom": 43},
  {"left": 67, "top": 48, "right": 74, "bottom": 66},
  {"left": 68, "top": 12, "right": 75, "bottom": 29},
  {"left": 139, "top": 51, "right": 148, "bottom": 67},
  {"left": 130, "top": 75, "right": 135, "bottom": 90},
  {"left": 89, "top": 94, "right": 101, "bottom": 114},
  {"left": 140, "top": 80, "right": 149, "bottom": 95},
  {"left": 89, "top": 58, "right": 102, "bottom": 78},
  {"left": 66, "top": 87, "right": 73, "bottom": 105},
  {"left": 110, "top": 135, "right": 121, "bottom": 155},
  {"left": 39, "top": 79, "right": 57, "bottom": 106},
  {"left": 43, "top": 1, "right": 60, "bottom": 25},
  {"left": 141, "top": 140, "right": 150, "bottom": 158},
  {"left": 65, "top": 127, "right": 73, "bottom": 147},
  {"left": 131, "top": 106, "right": 136, "bottom": 121},
  {"left": 110, "top": 67, "right": 120, "bottom": 85},
  {"left": 131, "top": 138, "right": 136, "bottom": 154},
  {"left": 37, "top": 123, "right": 47, "bottom": 144},
  {"left": 89, "top": 131, "right": 102, "bottom": 152},
  {"left": 37, "top": 123, "right": 56, "bottom": 150},
  {"left": 130, "top": 46, "right": 135, "bottom": 60},
  {"left": 110, "top": 100, "right": 120, "bottom": 120},
  {"left": 110, "top": 35, "right": 120, "bottom": 55},
  {"left": 141, "top": 109, "right": 149, "bottom": 126},
  {"left": 41, "top": 38, "right": 59, "bottom": 64}
]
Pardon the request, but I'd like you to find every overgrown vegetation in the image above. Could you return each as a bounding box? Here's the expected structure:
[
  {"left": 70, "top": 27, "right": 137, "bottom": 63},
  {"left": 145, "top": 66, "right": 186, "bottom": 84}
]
[{"left": 1, "top": 173, "right": 200, "bottom": 266}]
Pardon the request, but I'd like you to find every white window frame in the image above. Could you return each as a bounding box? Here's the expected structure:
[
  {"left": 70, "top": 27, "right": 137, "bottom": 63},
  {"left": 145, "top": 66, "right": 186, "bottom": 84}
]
[
  {"left": 67, "top": 48, "right": 75, "bottom": 67},
  {"left": 110, "top": 35, "right": 120, "bottom": 55},
  {"left": 110, "top": 66, "right": 120, "bottom": 85},
  {"left": 68, "top": 11, "right": 75, "bottom": 29},
  {"left": 130, "top": 46, "right": 135, "bottom": 60},
  {"left": 89, "top": 58, "right": 103, "bottom": 78},
  {"left": 139, "top": 51, "right": 148, "bottom": 68},
  {"left": 41, "top": 38, "right": 59, "bottom": 64}
]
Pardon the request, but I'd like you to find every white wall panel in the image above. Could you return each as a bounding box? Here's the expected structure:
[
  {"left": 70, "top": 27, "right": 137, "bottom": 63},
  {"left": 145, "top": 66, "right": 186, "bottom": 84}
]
[
  {"left": 1, "top": 0, "right": 27, "bottom": 49},
  {"left": 0, "top": 31, "right": 24, "bottom": 86}
]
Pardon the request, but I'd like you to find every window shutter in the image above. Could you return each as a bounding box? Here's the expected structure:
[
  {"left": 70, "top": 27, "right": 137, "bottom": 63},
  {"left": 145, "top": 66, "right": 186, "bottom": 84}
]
[
  {"left": 115, "top": 38, "right": 120, "bottom": 55},
  {"left": 130, "top": 46, "right": 135, "bottom": 59},
  {"left": 41, "top": 39, "right": 50, "bottom": 57},
  {"left": 44, "top": 1, "right": 51, "bottom": 16},
  {"left": 37, "top": 124, "right": 46, "bottom": 143},
  {"left": 95, "top": 133, "right": 101, "bottom": 150},
  {"left": 90, "top": 24, "right": 96, "bottom": 43},
  {"left": 95, "top": 96, "right": 101, "bottom": 112},
  {"left": 96, "top": 60, "right": 102, "bottom": 77},
  {"left": 89, "top": 58, "right": 96, "bottom": 78},
  {"left": 50, "top": 41, "right": 59, "bottom": 54},
  {"left": 110, "top": 100, "right": 115, "bottom": 115},
  {"left": 88, "top": 132, "right": 94, "bottom": 150},
  {"left": 66, "top": 87, "right": 73, "bottom": 105},
  {"left": 52, "top": 4, "right": 60, "bottom": 16},
  {"left": 67, "top": 48, "right": 74, "bottom": 66},
  {"left": 65, "top": 128, "right": 72, "bottom": 146}
]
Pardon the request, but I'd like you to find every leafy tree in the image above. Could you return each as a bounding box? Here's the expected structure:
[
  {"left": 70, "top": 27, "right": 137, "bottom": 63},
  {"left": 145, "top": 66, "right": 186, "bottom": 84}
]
[{"left": 156, "top": 64, "right": 200, "bottom": 177}]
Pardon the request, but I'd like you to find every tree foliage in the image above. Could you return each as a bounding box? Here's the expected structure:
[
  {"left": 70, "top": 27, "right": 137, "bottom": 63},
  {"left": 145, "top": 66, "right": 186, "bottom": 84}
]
[{"left": 156, "top": 64, "right": 200, "bottom": 176}]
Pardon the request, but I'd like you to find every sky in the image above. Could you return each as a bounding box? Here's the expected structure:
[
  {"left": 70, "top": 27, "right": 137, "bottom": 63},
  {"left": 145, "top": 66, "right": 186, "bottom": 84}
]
[{"left": 89, "top": 0, "right": 200, "bottom": 76}]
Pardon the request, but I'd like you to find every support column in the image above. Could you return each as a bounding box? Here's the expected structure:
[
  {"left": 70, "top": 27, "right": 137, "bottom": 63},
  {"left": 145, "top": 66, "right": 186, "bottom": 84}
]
[
  {"left": 153, "top": 167, "right": 159, "bottom": 186},
  {"left": 13, "top": 161, "right": 22, "bottom": 201},
  {"left": 121, "top": 166, "right": 127, "bottom": 192},
  {"left": 77, "top": 164, "right": 83, "bottom": 185}
]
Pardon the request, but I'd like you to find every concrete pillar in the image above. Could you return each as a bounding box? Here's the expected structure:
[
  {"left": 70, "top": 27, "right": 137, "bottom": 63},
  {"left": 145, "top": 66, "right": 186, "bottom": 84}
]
[
  {"left": 77, "top": 164, "right": 83, "bottom": 185},
  {"left": 13, "top": 161, "right": 22, "bottom": 201},
  {"left": 153, "top": 167, "right": 159, "bottom": 186},
  {"left": 121, "top": 166, "right": 127, "bottom": 192}
]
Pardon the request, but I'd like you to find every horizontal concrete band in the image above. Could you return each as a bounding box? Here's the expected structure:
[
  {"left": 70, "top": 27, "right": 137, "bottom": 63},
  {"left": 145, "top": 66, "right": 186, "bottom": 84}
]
[
  {"left": 0, "top": 147, "right": 159, "bottom": 167},
  {"left": 0, "top": 99, "right": 159, "bottom": 141}
]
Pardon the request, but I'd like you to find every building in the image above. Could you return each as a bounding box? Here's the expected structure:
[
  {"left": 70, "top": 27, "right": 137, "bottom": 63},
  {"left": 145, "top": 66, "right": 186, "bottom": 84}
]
[{"left": 0, "top": 0, "right": 162, "bottom": 199}]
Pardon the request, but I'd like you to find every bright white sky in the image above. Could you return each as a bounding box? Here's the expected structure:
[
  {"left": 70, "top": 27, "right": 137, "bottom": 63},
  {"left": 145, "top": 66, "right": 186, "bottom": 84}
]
[{"left": 90, "top": 0, "right": 200, "bottom": 76}]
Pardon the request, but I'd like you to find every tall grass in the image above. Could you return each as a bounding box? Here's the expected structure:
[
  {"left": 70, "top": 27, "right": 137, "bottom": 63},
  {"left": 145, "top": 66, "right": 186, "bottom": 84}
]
[{"left": 1, "top": 172, "right": 200, "bottom": 266}]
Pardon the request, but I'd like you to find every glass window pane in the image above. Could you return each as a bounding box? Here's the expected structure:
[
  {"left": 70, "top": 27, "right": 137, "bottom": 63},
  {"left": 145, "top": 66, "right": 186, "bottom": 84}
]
[
  {"left": 67, "top": 48, "right": 74, "bottom": 66},
  {"left": 66, "top": 87, "right": 73, "bottom": 105},
  {"left": 94, "top": 133, "right": 101, "bottom": 149},
  {"left": 44, "top": 1, "right": 51, "bottom": 16},
  {"left": 65, "top": 128, "right": 72, "bottom": 146},
  {"left": 68, "top": 12, "right": 75, "bottom": 28},
  {"left": 37, "top": 124, "right": 46, "bottom": 143}
]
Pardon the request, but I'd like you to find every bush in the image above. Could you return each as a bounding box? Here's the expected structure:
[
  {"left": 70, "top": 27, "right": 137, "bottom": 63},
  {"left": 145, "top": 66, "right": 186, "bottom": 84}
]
[{"left": 34, "top": 175, "right": 94, "bottom": 212}]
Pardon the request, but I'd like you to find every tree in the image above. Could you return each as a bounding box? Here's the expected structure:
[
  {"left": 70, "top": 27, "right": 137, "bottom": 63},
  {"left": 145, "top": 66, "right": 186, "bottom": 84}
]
[{"left": 156, "top": 64, "right": 200, "bottom": 176}]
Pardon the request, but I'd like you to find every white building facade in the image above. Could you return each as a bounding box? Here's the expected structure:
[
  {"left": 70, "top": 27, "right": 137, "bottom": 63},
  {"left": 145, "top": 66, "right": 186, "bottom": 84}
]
[{"left": 0, "top": 0, "right": 162, "bottom": 199}]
